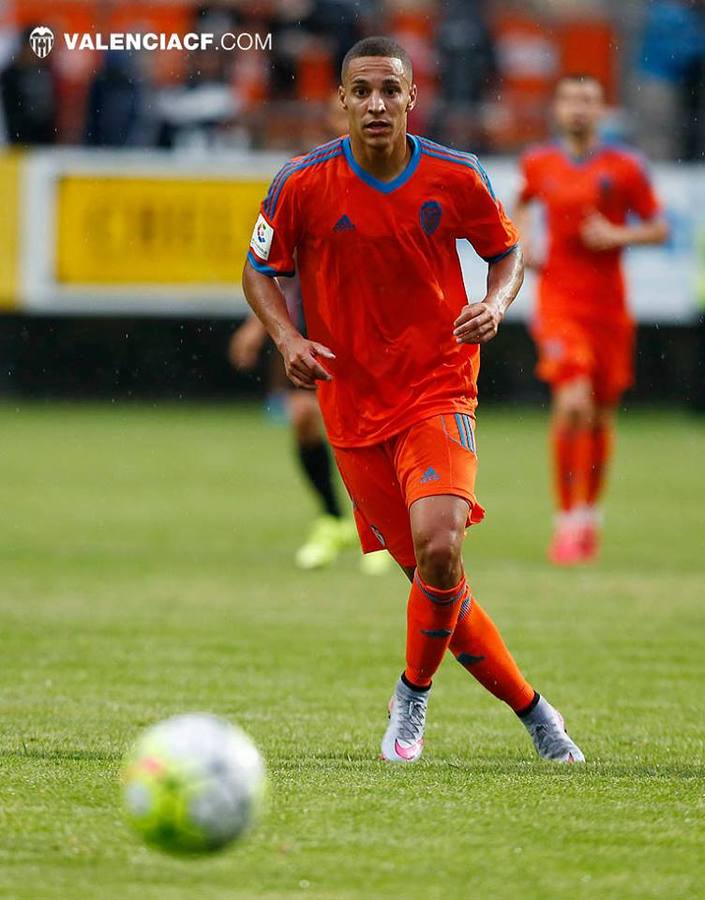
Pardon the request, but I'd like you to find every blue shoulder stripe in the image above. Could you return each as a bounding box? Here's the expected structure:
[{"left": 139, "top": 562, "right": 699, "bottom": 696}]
[
  {"left": 265, "top": 146, "right": 343, "bottom": 217},
  {"left": 605, "top": 141, "right": 652, "bottom": 175},
  {"left": 418, "top": 137, "right": 487, "bottom": 171},
  {"left": 263, "top": 161, "right": 299, "bottom": 216},
  {"left": 419, "top": 139, "right": 496, "bottom": 200},
  {"left": 263, "top": 139, "right": 343, "bottom": 217},
  {"left": 418, "top": 136, "right": 479, "bottom": 159},
  {"left": 264, "top": 138, "right": 342, "bottom": 205}
]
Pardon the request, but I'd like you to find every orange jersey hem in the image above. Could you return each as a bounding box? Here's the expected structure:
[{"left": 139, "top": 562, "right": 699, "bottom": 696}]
[{"left": 325, "top": 397, "right": 478, "bottom": 449}]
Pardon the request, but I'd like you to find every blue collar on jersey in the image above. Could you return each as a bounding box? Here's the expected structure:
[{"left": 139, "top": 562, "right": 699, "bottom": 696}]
[
  {"left": 342, "top": 134, "right": 421, "bottom": 193},
  {"left": 556, "top": 138, "right": 606, "bottom": 165}
]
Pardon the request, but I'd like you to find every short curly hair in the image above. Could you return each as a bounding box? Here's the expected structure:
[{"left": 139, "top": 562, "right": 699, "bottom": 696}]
[{"left": 341, "top": 36, "right": 413, "bottom": 83}]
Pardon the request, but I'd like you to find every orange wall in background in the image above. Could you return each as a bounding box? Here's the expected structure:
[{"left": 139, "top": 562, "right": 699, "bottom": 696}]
[
  {"left": 8, "top": 1, "right": 194, "bottom": 83},
  {"left": 491, "top": 12, "right": 617, "bottom": 150}
]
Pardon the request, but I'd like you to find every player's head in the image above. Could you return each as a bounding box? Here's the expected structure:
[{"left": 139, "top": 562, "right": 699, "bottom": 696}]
[
  {"left": 553, "top": 74, "right": 604, "bottom": 139},
  {"left": 339, "top": 36, "right": 416, "bottom": 150}
]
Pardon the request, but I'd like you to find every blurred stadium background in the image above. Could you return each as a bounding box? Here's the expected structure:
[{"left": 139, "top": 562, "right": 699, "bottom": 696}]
[{"left": 0, "top": 0, "right": 703, "bottom": 406}]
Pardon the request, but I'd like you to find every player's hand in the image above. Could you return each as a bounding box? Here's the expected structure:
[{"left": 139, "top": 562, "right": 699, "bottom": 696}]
[
  {"left": 228, "top": 318, "right": 266, "bottom": 370},
  {"left": 280, "top": 334, "right": 335, "bottom": 390},
  {"left": 453, "top": 300, "right": 502, "bottom": 345},
  {"left": 580, "top": 212, "right": 627, "bottom": 251}
]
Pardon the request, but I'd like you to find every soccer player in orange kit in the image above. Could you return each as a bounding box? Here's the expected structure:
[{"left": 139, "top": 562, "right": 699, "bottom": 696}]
[
  {"left": 243, "top": 37, "right": 584, "bottom": 764},
  {"left": 515, "top": 75, "right": 669, "bottom": 565}
]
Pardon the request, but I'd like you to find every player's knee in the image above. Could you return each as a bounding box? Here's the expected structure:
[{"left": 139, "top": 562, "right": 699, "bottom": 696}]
[
  {"left": 555, "top": 390, "right": 595, "bottom": 430},
  {"left": 559, "top": 404, "right": 593, "bottom": 430},
  {"left": 414, "top": 528, "right": 464, "bottom": 588},
  {"left": 290, "top": 398, "right": 322, "bottom": 444}
]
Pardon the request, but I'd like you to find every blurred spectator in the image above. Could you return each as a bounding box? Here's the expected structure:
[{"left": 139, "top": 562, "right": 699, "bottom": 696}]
[
  {"left": 269, "top": 0, "right": 365, "bottom": 99},
  {"left": 84, "top": 52, "right": 149, "bottom": 147},
  {"left": 305, "top": 0, "right": 365, "bottom": 75},
  {"left": 0, "top": 27, "right": 56, "bottom": 145},
  {"left": 437, "top": 0, "right": 496, "bottom": 105},
  {"left": 155, "top": 48, "right": 242, "bottom": 151},
  {"left": 635, "top": 0, "right": 705, "bottom": 159},
  {"left": 681, "top": 0, "right": 705, "bottom": 160},
  {"left": 433, "top": 0, "right": 496, "bottom": 148}
]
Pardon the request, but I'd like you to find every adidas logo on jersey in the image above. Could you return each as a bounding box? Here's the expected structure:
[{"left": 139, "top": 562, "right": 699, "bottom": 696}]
[
  {"left": 333, "top": 214, "right": 355, "bottom": 232},
  {"left": 420, "top": 467, "right": 441, "bottom": 484}
]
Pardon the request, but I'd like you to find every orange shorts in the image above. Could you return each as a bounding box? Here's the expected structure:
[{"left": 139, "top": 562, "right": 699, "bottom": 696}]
[
  {"left": 532, "top": 316, "right": 635, "bottom": 406},
  {"left": 332, "top": 413, "right": 485, "bottom": 568}
]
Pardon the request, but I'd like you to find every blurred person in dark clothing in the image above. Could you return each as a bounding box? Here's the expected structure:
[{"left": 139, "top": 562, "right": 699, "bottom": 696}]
[
  {"left": 268, "top": 0, "right": 365, "bottom": 100},
  {"left": 155, "top": 47, "right": 241, "bottom": 151},
  {"left": 437, "top": 0, "right": 496, "bottom": 106},
  {"left": 305, "top": 0, "right": 365, "bottom": 75},
  {"left": 681, "top": 1, "right": 705, "bottom": 160},
  {"left": 635, "top": 0, "right": 705, "bottom": 158},
  {"left": 84, "top": 52, "right": 148, "bottom": 147},
  {"left": 433, "top": 0, "right": 496, "bottom": 149},
  {"left": 0, "top": 27, "right": 56, "bottom": 145}
]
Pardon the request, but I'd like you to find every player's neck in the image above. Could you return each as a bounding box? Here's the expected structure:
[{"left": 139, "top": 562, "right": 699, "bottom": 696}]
[
  {"left": 563, "top": 131, "right": 600, "bottom": 160},
  {"left": 348, "top": 133, "right": 411, "bottom": 183}
]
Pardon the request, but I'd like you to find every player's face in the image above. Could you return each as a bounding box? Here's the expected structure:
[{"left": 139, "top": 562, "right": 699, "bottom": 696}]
[
  {"left": 339, "top": 57, "right": 416, "bottom": 150},
  {"left": 553, "top": 80, "right": 604, "bottom": 139}
]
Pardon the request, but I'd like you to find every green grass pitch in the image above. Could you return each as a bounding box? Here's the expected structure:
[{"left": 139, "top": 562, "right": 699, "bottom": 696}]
[{"left": 0, "top": 402, "right": 703, "bottom": 899}]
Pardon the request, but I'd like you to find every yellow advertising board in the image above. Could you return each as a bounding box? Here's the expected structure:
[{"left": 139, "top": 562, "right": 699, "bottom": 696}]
[
  {"left": 55, "top": 175, "right": 269, "bottom": 285},
  {"left": 0, "top": 152, "right": 20, "bottom": 309}
]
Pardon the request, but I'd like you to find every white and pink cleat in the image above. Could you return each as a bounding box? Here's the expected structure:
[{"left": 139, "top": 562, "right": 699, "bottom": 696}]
[
  {"left": 548, "top": 507, "right": 602, "bottom": 566},
  {"left": 380, "top": 677, "right": 429, "bottom": 763}
]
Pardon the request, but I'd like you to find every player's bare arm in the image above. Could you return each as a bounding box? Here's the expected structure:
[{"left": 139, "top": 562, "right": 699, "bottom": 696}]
[
  {"left": 453, "top": 245, "right": 525, "bottom": 345},
  {"left": 228, "top": 314, "right": 268, "bottom": 370},
  {"left": 242, "top": 260, "right": 334, "bottom": 390},
  {"left": 513, "top": 199, "right": 542, "bottom": 269},
  {"left": 580, "top": 211, "right": 669, "bottom": 252}
]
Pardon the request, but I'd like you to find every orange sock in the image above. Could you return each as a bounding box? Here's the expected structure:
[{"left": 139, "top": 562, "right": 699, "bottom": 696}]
[
  {"left": 551, "top": 421, "right": 593, "bottom": 512},
  {"left": 552, "top": 422, "right": 575, "bottom": 511},
  {"left": 404, "top": 572, "right": 466, "bottom": 688},
  {"left": 572, "top": 427, "right": 593, "bottom": 508},
  {"left": 449, "top": 596, "right": 535, "bottom": 711},
  {"left": 587, "top": 423, "right": 612, "bottom": 506}
]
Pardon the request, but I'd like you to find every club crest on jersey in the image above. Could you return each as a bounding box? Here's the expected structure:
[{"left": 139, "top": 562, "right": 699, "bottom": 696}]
[
  {"left": 420, "top": 200, "right": 442, "bottom": 235},
  {"left": 598, "top": 174, "right": 614, "bottom": 196}
]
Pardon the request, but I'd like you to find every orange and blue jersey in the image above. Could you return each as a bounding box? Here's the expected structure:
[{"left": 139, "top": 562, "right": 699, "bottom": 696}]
[
  {"left": 518, "top": 141, "right": 662, "bottom": 326},
  {"left": 248, "top": 134, "right": 519, "bottom": 448}
]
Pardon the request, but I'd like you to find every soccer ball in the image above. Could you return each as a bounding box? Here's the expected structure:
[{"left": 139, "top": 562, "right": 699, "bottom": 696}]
[{"left": 122, "top": 713, "right": 266, "bottom": 854}]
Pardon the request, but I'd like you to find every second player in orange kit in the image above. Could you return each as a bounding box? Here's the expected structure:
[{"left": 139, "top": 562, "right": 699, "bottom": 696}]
[{"left": 516, "top": 75, "right": 669, "bottom": 565}]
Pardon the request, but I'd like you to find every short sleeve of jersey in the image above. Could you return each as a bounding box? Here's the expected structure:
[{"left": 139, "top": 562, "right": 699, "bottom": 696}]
[
  {"left": 457, "top": 164, "right": 520, "bottom": 262},
  {"left": 247, "top": 162, "right": 301, "bottom": 277},
  {"left": 623, "top": 155, "right": 661, "bottom": 222}
]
